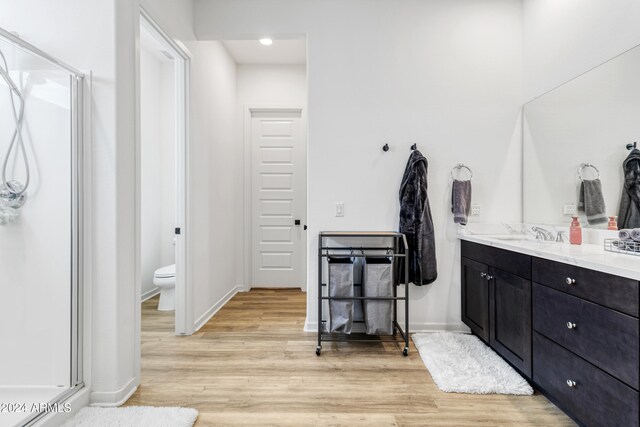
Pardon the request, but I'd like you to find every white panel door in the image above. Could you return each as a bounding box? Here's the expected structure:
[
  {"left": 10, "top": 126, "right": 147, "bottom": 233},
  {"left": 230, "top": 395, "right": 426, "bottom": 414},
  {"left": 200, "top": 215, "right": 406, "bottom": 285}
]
[{"left": 251, "top": 109, "right": 305, "bottom": 288}]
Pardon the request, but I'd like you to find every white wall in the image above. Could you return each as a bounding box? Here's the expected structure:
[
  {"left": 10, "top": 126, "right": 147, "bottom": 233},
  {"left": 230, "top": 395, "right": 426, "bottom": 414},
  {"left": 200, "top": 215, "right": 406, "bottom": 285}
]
[
  {"left": 196, "top": 0, "right": 524, "bottom": 331},
  {"left": 186, "top": 40, "right": 240, "bottom": 328},
  {"left": 523, "top": 0, "right": 640, "bottom": 100},
  {"left": 235, "top": 64, "right": 307, "bottom": 288},
  {"left": 140, "top": 47, "right": 176, "bottom": 298}
]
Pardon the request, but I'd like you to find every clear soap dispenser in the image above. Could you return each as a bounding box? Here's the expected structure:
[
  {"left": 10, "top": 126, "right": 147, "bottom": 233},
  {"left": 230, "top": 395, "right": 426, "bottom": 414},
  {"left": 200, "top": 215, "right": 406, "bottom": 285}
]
[{"left": 570, "top": 216, "right": 582, "bottom": 245}]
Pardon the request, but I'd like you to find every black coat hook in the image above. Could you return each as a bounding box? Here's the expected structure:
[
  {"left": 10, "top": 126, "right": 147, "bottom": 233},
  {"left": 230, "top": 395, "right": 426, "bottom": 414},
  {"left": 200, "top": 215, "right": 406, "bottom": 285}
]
[
  {"left": 627, "top": 142, "right": 638, "bottom": 150},
  {"left": 410, "top": 143, "right": 417, "bottom": 150},
  {"left": 382, "top": 143, "right": 389, "bottom": 152}
]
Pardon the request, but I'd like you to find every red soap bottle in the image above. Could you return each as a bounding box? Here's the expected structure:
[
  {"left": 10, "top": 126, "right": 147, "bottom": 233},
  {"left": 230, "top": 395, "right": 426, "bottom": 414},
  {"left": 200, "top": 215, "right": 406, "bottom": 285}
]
[{"left": 570, "top": 216, "right": 582, "bottom": 245}]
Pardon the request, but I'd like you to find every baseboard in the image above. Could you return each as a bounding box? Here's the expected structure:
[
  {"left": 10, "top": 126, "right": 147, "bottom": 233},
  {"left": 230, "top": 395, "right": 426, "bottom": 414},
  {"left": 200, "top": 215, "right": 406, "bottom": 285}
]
[
  {"left": 410, "top": 322, "right": 470, "bottom": 333},
  {"left": 141, "top": 287, "right": 160, "bottom": 302},
  {"left": 88, "top": 377, "right": 137, "bottom": 407},
  {"left": 193, "top": 285, "right": 240, "bottom": 332},
  {"left": 303, "top": 320, "right": 470, "bottom": 334}
]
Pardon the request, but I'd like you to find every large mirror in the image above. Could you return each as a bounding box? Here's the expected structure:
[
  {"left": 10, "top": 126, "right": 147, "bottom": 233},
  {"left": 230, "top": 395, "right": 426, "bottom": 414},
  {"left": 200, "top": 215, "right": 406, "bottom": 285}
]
[{"left": 523, "top": 45, "right": 640, "bottom": 229}]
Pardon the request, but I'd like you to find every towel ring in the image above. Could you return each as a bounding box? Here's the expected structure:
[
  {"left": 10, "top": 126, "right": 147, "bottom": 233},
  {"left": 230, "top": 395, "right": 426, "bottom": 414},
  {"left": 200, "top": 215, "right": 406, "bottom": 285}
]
[
  {"left": 451, "top": 163, "right": 473, "bottom": 181},
  {"left": 578, "top": 163, "right": 600, "bottom": 181}
]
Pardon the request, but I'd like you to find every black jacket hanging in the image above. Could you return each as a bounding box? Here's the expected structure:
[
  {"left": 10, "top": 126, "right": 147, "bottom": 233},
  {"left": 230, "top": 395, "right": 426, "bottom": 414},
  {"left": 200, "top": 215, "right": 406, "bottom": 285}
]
[
  {"left": 618, "top": 148, "right": 640, "bottom": 229},
  {"left": 399, "top": 149, "right": 437, "bottom": 285}
]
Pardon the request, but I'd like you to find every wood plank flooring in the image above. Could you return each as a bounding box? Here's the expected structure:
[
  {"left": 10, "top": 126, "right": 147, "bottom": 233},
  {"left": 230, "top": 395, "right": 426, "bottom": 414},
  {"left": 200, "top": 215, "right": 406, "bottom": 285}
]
[{"left": 128, "top": 289, "right": 574, "bottom": 426}]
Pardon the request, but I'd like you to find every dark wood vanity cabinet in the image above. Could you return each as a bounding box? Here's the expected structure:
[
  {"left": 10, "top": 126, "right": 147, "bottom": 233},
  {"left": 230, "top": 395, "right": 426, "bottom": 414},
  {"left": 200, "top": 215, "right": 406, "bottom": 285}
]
[
  {"left": 461, "top": 257, "right": 489, "bottom": 342},
  {"left": 489, "top": 267, "right": 531, "bottom": 377},
  {"left": 461, "top": 239, "right": 640, "bottom": 427},
  {"left": 461, "top": 241, "right": 532, "bottom": 378}
]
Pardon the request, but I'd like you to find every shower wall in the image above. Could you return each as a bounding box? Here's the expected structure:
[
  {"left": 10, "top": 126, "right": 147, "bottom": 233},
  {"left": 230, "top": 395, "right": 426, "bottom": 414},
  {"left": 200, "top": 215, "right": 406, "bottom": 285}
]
[{"left": 0, "top": 39, "right": 72, "bottom": 387}]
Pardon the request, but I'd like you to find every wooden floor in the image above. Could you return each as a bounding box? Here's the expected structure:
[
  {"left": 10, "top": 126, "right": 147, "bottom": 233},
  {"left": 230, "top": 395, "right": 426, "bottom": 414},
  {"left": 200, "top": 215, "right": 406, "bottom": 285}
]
[{"left": 128, "top": 289, "right": 574, "bottom": 426}]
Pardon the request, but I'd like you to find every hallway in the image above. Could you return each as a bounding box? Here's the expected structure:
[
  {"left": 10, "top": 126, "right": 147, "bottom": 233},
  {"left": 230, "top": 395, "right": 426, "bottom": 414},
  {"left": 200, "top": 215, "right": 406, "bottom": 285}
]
[{"left": 128, "top": 289, "right": 571, "bottom": 426}]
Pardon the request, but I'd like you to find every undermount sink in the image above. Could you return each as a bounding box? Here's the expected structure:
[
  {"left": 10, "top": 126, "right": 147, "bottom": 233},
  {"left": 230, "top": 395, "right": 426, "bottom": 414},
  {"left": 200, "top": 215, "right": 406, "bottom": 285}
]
[
  {"left": 487, "top": 234, "right": 526, "bottom": 241},
  {"left": 484, "top": 234, "right": 560, "bottom": 244}
]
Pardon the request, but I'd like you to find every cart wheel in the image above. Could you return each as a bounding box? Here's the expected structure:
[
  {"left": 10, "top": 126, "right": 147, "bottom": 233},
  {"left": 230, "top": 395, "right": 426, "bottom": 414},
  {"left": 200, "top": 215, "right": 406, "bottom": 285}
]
[
  {"left": 403, "top": 347, "right": 409, "bottom": 357},
  {"left": 316, "top": 346, "right": 322, "bottom": 356}
]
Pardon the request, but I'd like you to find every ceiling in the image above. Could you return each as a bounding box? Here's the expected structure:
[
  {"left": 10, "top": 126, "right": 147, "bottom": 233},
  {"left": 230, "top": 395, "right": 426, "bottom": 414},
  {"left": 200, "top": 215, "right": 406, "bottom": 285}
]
[{"left": 222, "top": 39, "right": 306, "bottom": 65}]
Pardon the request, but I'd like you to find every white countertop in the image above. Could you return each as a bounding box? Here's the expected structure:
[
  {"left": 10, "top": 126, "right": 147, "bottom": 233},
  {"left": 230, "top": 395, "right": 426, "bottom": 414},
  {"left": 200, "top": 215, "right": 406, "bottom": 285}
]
[{"left": 459, "top": 234, "right": 640, "bottom": 281}]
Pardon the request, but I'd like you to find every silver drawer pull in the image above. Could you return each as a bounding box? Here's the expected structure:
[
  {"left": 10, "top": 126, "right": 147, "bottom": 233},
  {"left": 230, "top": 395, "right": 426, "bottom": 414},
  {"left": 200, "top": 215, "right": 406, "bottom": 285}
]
[
  {"left": 480, "top": 272, "right": 487, "bottom": 278},
  {"left": 486, "top": 275, "right": 493, "bottom": 281},
  {"left": 565, "top": 277, "right": 576, "bottom": 285},
  {"left": 566, "top": 322, "right": 576, "bottom": 330},
  {"left": 566, "top": 379, "right": 576, "bottom": 388}
]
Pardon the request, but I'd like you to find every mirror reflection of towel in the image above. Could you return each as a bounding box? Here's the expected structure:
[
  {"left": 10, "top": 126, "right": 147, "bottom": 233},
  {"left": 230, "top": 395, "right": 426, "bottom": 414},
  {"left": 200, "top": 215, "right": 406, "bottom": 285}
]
[{"left": 578, "top": 179, "right": 607, "bottom": 225}]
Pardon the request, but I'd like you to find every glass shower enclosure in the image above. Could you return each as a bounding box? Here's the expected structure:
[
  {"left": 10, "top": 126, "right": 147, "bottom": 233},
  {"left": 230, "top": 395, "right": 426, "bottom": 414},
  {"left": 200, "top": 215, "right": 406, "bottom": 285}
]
[{"left": 0, "top": 28, "right": 83, "bottom": 427}]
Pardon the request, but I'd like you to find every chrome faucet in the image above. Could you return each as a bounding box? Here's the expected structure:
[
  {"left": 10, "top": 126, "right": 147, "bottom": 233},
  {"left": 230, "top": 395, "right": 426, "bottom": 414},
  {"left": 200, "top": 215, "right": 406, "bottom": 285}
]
[
  {"left": 532, "top": 226, "right": 555, "bottom": 241},
  {"left": 556, "top": 231, "right": 567, "bottom": 243}
]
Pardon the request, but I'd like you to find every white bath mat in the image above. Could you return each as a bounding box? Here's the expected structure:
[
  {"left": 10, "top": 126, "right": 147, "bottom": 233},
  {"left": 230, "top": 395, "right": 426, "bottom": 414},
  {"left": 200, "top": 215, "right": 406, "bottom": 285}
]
[
  {"left": 412, "top": 332, "right": 533, "bottom": 395},
  {"left": 62, "top": 406, "right": 198, "bottom": 427}
]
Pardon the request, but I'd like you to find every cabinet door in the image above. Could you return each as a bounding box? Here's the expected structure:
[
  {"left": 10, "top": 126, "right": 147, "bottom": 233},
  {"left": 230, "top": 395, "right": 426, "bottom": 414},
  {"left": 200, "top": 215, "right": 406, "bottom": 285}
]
[
  {"left": 489, "top": 267, "right": 532, "bottom": 378},
  {"left": 461, "top": 257, "right": 489, "bottom": 342}
]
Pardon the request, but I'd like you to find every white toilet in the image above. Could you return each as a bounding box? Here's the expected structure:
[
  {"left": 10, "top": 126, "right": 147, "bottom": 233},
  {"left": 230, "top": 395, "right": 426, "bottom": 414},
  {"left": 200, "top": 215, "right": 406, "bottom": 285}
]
[{"left": 153, "top": 264, "right": 176, "bottom": 311}]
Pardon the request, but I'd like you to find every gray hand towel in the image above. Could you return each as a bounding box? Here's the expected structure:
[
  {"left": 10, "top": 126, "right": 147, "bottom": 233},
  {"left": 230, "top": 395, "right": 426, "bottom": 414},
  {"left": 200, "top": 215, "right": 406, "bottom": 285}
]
[
  {"left": 631, "top": 228, "right": 640, "bottom": 243},
  {"left": 452, "top": 180, "right": 471, "bottom": 225},
  {"left": 619, "top": 229, "right": 633, "bottom": 241},
  {"left": 578, "top": 179, "right": 607, "bottom": 225}
]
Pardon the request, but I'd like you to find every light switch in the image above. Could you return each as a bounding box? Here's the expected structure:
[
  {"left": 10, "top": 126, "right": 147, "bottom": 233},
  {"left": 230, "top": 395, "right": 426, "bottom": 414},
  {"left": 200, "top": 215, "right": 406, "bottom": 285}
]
[
  {"left": 336, "top": 203, "right": 344, "bottom": 217},
  {"left": 471, "top": 204, "right": 481, "bottom": 216}
]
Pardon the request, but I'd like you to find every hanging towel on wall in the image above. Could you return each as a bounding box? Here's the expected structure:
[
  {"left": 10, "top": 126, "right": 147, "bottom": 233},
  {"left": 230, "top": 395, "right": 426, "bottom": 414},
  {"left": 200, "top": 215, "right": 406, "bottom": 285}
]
[
  {"left": 618, "top": 148, "right": 640, "bottom": 229},
  {"left": 451, "top": 180, "right": 472, "bottom": 225},
  {"left": 578, "top": 178, "right": 607, "bottom": 225},
  {"left": 328, "top": 256, "right": 355, "bottom": 334},
  {"left": 399, "top": 149, "right": 437, "bottom": 286}
]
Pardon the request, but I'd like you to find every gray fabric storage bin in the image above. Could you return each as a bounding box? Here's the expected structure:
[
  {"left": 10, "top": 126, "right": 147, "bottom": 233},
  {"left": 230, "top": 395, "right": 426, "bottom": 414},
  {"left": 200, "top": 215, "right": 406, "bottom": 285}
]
[
  {"left": 363, "top": 257, "right": 394, "bottom": 335},
  {"left": 328, "top": 256, "right": 355, "bottom": 334}
]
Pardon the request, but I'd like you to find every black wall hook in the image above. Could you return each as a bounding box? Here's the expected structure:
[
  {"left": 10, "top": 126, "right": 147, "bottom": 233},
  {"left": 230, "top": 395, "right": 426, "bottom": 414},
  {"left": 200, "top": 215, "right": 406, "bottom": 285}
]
[
  {"left": 627, "top": 142, "right": 638, "bottom": 150},
  {"left": 382, "top": 143, "right": 389, "bottom": 152},
  {"left": 410, "top": 143, "right": 417, "bottom": 150}
]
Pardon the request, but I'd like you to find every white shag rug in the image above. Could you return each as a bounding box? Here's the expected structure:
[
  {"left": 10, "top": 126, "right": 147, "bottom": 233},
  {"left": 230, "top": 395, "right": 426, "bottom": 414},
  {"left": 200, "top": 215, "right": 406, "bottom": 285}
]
[
  {"left": 412, "top": 332, "right": 533, "bottom": 395},
  {"left": 62, "top": 406, "right": 198, "bottom": 427}
]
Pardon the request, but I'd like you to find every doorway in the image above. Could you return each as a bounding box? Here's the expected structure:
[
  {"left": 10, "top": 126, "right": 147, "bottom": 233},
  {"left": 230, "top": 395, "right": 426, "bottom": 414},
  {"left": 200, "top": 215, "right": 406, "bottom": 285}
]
[
  {"left": 138, "top": 10, "right": 190, "bottom": 336},
  {"left": 222, "top": 38, "right": 308, "bottom": 291}
]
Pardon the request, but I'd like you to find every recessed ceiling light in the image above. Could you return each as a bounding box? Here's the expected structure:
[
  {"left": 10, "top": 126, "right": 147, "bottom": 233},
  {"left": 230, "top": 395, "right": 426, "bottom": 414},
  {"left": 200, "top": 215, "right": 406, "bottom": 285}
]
[{"left": 259, "top": 38, "right": 273, "bottom": 46}]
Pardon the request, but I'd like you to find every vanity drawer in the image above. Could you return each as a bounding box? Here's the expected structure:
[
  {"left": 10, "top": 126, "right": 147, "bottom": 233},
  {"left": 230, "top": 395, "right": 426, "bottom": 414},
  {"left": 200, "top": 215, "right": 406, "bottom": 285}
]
[
  {"left": 533, "top": 283, "right": 639, "bottom": 389},
  {"left": 532, "top": 257, "right": 639, "bottom": 317},
  {"left": 461, "top": 241, "right": 530, "bottom": 279},
  {"left": 533, "top": 332, "right": 638, "bottom": 427}
]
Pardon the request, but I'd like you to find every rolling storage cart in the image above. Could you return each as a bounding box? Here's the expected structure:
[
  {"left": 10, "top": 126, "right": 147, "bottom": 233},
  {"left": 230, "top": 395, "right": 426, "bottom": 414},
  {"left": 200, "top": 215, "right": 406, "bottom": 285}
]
[{"left": 316, "top": 231, "right": 410, "bottom": 356}]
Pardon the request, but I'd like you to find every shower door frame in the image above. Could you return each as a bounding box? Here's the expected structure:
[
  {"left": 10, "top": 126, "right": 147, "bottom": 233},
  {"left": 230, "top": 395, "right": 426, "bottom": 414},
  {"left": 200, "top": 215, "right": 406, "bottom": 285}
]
[{"left": 0, "top": 27, "right": 85, "bottom": 425}]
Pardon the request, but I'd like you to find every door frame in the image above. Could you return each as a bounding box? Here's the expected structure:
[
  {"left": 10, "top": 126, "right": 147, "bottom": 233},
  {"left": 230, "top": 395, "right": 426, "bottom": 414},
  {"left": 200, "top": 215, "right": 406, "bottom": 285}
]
[
  {"left": 137, "top": 8, "right": 193, "bottom": 336},
  {"left": 243, "top": 105, "right": 307, "bottom": 291}
]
